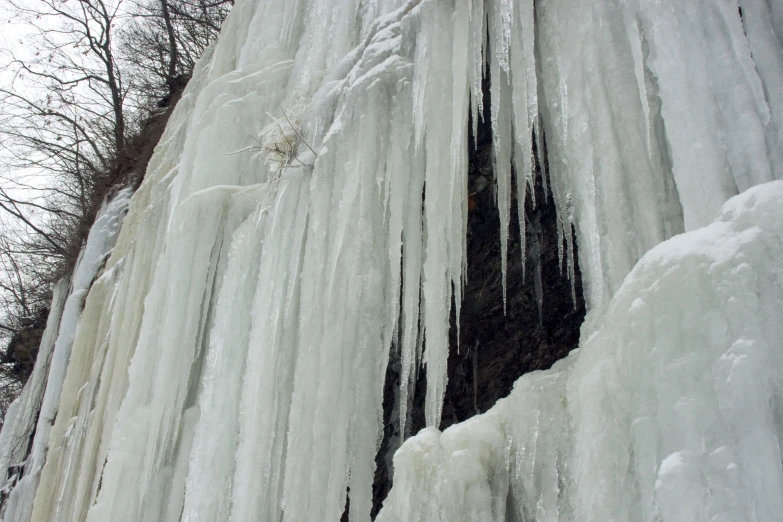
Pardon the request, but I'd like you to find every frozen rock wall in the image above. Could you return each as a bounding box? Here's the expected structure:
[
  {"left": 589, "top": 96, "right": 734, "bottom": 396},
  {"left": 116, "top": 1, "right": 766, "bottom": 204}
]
[
  {"left": 0, "top": 189, "right": 131, "bottom": 522},
  {"left": 0, "top": 0, "right": 781, "bottom": 521}
]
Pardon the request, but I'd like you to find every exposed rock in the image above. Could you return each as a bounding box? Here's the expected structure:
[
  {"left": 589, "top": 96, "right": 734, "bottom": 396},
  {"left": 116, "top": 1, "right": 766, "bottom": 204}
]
[
  {"left": 1, "top": 309, "right": 49, "bottom": 381},
  {"left": 440, "top": 128, "right": 586, "bottom": 431},
  {"left": 370, "top": 79, "right": 586, "bottom": 517}
]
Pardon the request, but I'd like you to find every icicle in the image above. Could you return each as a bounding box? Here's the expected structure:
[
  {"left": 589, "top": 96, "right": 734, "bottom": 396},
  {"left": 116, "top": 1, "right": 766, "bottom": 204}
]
[
  {"left": 624, "top": 11, "right": 653, "bottom": 159},
  {"left": 738, "top": 0, "right": 783, "bottom": 174},
  {"left": 418, "top": 0, "right": 457, "bottom": 429},
  {"left": 487, "top": 0, "right": 514, "bottom": 311},
  {"left": 449, "top": 0, "right": 471, "bottom": 352},
  {"left": 509, "top": 0, "right": 537, "bottom": 273},
  {"left": 468, "top": 0, "right": 486, "bottom": 148},
  {"left": 521, "top": 0, "right": 539, "bottom": 168},
  {"left": 536, "top": 116, "right": 547, "bottom": 204},
  {"left": 497, "top": 0, "right": 513, "bottom": 74},
  {"left": 384, "top": 60, "right": 422, "bottom": 446}
]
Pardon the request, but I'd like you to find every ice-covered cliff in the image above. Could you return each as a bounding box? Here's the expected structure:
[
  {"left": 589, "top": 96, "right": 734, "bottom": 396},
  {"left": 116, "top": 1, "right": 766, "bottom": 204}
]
[
  {"left": 1, "top": 0, "right": 783, "bottom": 521},
  {"left": 378, "top": 181, "right": 783, "bottom": 521},
  {"left": 0, "top": 189, "right": 132, "bottom": 522}
]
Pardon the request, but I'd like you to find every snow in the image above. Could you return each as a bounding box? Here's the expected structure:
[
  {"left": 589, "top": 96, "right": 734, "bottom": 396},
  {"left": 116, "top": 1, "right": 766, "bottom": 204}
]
[
  {"left": 0, "top": 0, "right": 781, "bottom": 521},
  {"left": 658, "top": 452, "right": 684, "bottom": 478}
]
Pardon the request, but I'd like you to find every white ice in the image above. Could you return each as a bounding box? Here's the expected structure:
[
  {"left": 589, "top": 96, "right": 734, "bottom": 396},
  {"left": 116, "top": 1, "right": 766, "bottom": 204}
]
[{"left": 0, "top": 0, "right": 780, "bottom": 521}]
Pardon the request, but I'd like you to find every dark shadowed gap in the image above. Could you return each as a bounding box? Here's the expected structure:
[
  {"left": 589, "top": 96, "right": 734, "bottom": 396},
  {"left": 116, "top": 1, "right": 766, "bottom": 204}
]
[
  {"left": 439, "top": 127, "right": 586, "bottom": 431},
  {"left": 366, "top": 72, "right": 586, "bottom": 519}
]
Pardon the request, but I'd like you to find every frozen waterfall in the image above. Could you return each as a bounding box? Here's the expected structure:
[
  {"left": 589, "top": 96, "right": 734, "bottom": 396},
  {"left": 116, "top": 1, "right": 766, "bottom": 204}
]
[{"left": 1, "top": 0, "right": 783, "bottom": 521}]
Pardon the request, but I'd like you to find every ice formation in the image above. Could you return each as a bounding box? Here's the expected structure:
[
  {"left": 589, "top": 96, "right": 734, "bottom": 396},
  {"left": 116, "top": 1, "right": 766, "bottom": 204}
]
[
  {"left": 0, "top": 0, "right": 781, "bottom": 521},
  {"left": 0, "top": 189, "right": 131, "bottom": 522},
  {"left": 377, "top": 182, "right": 783, "bottom": 521}
]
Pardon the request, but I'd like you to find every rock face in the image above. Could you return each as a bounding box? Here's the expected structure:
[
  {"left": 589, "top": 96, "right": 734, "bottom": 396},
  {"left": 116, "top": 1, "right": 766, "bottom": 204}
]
[
  {"left": 370, "top": 85, "right": 586, "bottom": 518},
  {"left": 1, "top": 310, "right": 49, "bottom": 382},
  {"left": 440, "top": 116, "right": 585, "bottom": 432}
]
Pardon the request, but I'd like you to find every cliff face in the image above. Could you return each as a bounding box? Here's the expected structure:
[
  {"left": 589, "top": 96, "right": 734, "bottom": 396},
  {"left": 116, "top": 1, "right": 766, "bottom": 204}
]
[
  {"left": 1, "top": 311, "right": 49, "bottom": 384},
  {"left": 0, "top": 85, "right": 184, "bottom": 486}
]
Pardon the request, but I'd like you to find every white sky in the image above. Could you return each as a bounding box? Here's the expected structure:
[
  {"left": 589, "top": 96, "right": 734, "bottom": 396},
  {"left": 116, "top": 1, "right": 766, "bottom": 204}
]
[{"left": 0, "top": 3, "right": 58, "bottom": 239}]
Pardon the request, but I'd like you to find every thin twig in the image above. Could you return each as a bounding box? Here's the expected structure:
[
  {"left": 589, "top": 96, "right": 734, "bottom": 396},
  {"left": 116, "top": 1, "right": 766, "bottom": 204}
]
[{"left": 279, "top": 106, "right": 318, "bottom": 157}]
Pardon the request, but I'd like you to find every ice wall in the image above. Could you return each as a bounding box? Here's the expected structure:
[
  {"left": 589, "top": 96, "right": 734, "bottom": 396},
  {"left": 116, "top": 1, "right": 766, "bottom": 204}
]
[
  {"left": 0, "top": 189, "right": 131, "bottom": 522},
  {"left": 0, "top": 0, "right": 780, "bottom": 521},
  {"left": 0, "top": 280, "right": 69, "bottom": 501},
  {"left": 376, "top": 182, "right": 783, "bottom": 522}
]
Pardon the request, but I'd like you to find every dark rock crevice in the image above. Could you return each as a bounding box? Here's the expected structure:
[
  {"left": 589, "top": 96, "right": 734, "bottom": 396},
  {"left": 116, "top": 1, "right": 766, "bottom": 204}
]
[
  {"left": 439, "top": 127, "right": 586, "bottom": 431},
  {"left": 369, "top": 76, "right": 586, "bottom": 518},
  {"left": 1, "top": 308, "right": 49, "bottom": 383}
]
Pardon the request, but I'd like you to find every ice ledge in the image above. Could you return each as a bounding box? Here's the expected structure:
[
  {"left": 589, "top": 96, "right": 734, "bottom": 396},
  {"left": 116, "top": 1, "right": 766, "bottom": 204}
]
[{"left": 378, "top": 181, "right": 783, "bottom": 522}]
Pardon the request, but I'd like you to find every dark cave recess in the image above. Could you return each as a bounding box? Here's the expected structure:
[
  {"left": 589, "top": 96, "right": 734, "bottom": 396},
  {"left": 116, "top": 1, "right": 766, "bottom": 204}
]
[{"left": 368, "top": 105, "right": 586, "bottom": 519}]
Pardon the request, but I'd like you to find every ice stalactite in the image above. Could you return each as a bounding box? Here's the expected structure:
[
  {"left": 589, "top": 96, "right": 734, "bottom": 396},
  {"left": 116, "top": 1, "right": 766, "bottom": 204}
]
[
  {"left": 0, "top": 280, "right": 69, "bottom": 502},
  {"left": 0, "top": 0, "right": 781, "bottom": 521}
]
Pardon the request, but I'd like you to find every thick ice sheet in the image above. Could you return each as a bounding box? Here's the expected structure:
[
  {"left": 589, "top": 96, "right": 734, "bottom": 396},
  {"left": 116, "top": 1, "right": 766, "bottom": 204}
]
[
  {"left": 0, "top": 280, "right": 68, "bottom": 500},
  {"left": 377, "top": 182, "right": 783, "bottom": 522}
]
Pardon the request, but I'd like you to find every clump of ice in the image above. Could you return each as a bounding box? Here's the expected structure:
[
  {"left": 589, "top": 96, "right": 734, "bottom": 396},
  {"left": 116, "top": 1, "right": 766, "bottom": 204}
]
[{"left": 377, "top": 181, "right": 783, "bottom": 522}]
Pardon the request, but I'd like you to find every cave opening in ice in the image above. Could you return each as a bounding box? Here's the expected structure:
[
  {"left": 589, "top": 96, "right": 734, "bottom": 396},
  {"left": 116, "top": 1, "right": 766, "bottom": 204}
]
[{"left": 370, "top": 85, "right": 588, "bottom": 513}]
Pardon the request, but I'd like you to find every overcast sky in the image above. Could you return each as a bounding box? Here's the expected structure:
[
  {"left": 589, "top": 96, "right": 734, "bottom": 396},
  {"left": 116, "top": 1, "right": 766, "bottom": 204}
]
[{"left": 0, "top": 4, "right": 54, "bottom": 241}]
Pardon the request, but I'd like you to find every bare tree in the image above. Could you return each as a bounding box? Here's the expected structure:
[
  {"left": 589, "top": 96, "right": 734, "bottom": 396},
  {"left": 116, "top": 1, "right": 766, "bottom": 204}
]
[
  {"left": 121, "top": 0, "right": 231, "bottom": 108},
  {"left": 0, "top": 0, "right": 130, "bottom": 419},
  {"left": 2, "top": 0, "right": 129, "bottom": 151},
  {"left": 0, "top": 0, "right": 232, "bottom": 421},
  {"left": 0, "top": 0, "right": 133, "bottom": 261}
]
